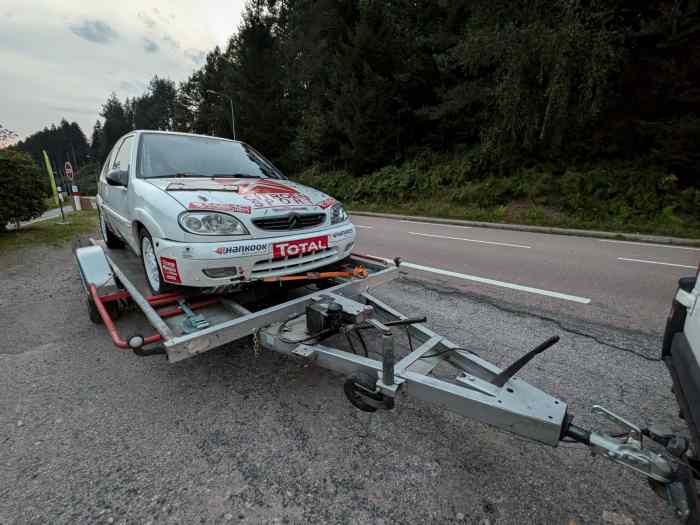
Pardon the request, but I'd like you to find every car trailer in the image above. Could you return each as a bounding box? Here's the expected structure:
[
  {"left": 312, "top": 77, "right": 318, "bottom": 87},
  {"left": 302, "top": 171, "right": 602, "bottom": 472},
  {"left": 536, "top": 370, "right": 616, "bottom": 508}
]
[{"left": 75, "top": 238, "right": 699, "bottom": 523}]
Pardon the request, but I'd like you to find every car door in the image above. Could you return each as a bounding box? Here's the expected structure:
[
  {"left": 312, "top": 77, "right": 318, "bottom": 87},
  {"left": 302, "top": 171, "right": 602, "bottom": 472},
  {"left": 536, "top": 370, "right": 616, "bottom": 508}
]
[{"left": 102, "top": 135, "right": 135, "bottom": 241}]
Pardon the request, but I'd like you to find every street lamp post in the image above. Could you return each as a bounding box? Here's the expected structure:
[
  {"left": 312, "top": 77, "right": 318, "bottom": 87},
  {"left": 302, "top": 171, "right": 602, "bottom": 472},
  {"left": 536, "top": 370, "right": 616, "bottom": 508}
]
[{"left": 206, "top": 89, "right": 237, "bottom": 140}]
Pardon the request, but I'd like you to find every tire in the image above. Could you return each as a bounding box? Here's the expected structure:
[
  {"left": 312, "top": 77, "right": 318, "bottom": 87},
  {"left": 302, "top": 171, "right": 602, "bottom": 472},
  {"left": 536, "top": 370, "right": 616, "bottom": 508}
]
[
  {"left": 139, "top": 229, "right": 172, "bottom": 295},
  {"left": 99, "top": 208, "right": 125, "bottom": 249}
]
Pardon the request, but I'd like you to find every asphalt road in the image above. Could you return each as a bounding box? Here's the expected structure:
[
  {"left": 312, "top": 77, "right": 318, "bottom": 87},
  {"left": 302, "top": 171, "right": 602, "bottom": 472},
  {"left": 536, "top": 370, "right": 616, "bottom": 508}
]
[
  {"left": 0, "top": 222, "right": 695, "bottom": 524},
  {"left": 351, "top": 215, "right": 699, "bottom": 334}
]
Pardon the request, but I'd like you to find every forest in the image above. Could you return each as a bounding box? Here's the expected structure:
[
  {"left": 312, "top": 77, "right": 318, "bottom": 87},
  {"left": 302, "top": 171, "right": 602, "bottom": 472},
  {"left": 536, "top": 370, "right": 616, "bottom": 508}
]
[{"left": 13, "top": 0, "right": 700, "bottom": 236}]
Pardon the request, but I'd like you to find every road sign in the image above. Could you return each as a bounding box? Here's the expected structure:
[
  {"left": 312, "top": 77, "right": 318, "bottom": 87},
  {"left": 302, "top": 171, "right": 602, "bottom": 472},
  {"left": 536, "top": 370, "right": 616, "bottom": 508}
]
[{"left": 64, "top": 161, "right": 74, "bottom": 180}]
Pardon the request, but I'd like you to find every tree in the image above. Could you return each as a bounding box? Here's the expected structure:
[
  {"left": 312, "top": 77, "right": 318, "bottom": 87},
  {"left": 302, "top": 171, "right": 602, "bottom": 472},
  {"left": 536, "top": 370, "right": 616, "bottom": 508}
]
[
  {"left": 0, "top": 149, "right": 48, "bottom": 230},
  {"left": 99, "top": 93, "right": 131, "bottom": 162},
  {"left": 224, "top": 1, "right": 291, "bottom": 164},
  {"left": 15, "top": 120, "right": 90, "bottom": 176},
  {"left": 132, "top": 76, "right": 178, "bottom": 131}
]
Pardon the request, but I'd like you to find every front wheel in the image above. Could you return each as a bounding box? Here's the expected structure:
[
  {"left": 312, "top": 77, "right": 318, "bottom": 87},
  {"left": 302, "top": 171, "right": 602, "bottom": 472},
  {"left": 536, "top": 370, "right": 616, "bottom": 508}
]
[{"left": 139, "top": 229, "right": 172, "bottom": 295}]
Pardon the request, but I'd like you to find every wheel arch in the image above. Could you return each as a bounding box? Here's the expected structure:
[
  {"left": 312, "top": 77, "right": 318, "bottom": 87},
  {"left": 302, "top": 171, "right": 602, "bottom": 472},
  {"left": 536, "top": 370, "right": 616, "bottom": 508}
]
[{"left": 131, "top": 208, "right": 165, "bottom": 255}]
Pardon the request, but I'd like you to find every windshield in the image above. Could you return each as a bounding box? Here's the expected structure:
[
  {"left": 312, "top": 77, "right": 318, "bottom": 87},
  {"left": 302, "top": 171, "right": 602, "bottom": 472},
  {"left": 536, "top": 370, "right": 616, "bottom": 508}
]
[{"left": 137, "top": 133, "right": 286, "bottom": 180}]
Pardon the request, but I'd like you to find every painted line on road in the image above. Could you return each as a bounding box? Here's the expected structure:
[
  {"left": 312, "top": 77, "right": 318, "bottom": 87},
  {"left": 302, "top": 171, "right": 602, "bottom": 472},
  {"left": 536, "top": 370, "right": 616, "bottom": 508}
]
[
  {"left": 599, "top": 239, "right": 700, "bottom": 252},
  {"left": 354, "top": 225, "right": 374, "bottom": 229},
  {"left": 400, "top": 219, "right": 472, "bottom": 230},
  {"left": 408, "top": 231, "right": 531, "bottom": 249},
  {"left": 386, "top": 259, "right": 591, "bottom": 304},
  {"left": 617, "top": 257, "right": 696, "bottom": 269}
]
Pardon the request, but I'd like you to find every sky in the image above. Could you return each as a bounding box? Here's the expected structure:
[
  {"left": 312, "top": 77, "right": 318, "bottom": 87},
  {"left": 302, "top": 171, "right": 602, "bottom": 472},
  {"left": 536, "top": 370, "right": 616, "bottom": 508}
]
[{"left": 0, "top": 0, "right": 246, "bottom": 143}]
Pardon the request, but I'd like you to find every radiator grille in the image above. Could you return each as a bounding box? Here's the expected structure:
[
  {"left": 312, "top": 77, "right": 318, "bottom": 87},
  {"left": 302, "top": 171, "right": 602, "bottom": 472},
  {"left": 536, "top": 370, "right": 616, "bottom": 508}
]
[{"left": 252, "top": 213, "right": 325, "bottom": 231}]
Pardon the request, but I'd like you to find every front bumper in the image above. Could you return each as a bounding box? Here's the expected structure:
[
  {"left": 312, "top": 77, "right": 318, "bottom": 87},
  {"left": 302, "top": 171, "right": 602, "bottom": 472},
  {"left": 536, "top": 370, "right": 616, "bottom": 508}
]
[{"left": 153, "top": 223, "right": 356, "bottom": 287}]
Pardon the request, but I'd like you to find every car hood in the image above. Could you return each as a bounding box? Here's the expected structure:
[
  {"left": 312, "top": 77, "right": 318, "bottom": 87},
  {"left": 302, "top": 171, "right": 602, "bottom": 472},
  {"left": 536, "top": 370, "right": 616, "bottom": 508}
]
[{"left": 147, "top": 178, "right": 336, "bottom": 217}]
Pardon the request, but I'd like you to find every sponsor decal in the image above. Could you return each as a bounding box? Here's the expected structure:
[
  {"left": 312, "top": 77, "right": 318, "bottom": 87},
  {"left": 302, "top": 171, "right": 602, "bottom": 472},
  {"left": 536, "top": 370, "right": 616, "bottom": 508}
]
[
  {"left": 316, "top": 197, "right": 336, "bottom": 209},
  {"left": 188, "top": 202, "right": 252, "bottom": 214},
  {"left": 160, "top": 257, "right": 182, "bottom": 284},
  {"left": 332, "top": 227, "right": 354, "bottom": 240},
  {"left": 273, "top": 235, "right": 329, "bottom": 258},
  {"left": 214, "top": 242, "right": 270, "bottom": 257},
  {"left": 230, "top": 180, "right": 313, "bottom": 209}
]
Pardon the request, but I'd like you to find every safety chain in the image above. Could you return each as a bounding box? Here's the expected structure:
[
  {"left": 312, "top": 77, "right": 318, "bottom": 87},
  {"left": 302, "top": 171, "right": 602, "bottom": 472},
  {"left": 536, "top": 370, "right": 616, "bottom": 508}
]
[{"left": 253, "top": 328, "right": 262, "bottom": 358}]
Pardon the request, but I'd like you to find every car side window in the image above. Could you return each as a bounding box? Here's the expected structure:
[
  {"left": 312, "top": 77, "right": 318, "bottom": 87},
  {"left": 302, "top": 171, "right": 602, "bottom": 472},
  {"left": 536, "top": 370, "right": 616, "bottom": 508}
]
[{"left": 112, "top": 136, "right": 134, "bottom": 172}]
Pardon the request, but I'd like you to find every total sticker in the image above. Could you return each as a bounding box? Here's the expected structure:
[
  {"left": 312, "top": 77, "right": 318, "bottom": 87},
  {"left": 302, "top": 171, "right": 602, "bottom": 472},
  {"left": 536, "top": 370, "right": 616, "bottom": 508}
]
[{"left": 273, "top": 235, "right": 328, "bottom": 258}]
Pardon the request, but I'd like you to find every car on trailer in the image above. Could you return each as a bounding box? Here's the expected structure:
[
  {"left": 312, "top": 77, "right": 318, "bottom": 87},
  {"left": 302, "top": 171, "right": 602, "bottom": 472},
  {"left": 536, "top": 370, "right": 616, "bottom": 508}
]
[{"left": 96, "top": 131, "right": 356, "bottom": 294}]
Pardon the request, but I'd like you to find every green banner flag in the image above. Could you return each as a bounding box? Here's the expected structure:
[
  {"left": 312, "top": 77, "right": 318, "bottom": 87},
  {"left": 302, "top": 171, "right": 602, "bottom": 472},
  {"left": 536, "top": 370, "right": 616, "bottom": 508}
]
[{"left": 42, "top": 149, "right": 59, "bottom": 207}]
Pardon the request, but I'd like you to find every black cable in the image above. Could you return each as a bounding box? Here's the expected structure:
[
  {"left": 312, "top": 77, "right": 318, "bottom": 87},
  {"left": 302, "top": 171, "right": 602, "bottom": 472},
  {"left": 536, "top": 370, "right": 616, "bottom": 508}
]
[
  {"left": 419, "top": 346, "right": 480, "bottom": 359},
  {"left": 345, "top": 331, "right": 358, "bottom": 355},
  {"left": 279, "top": 328, "right": 333, "bottom": 344},
  {"left": 355, "top": 329, "right": 369, "bottom": 358},
  {"left": 278, "top": 311, "right": 306, "bottom": 334}
]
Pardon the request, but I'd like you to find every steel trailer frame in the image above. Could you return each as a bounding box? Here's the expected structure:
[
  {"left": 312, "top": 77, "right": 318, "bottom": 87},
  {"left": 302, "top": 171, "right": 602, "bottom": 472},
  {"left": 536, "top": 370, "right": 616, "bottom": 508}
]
[{"left": 74, "top": 239, "right": 699, "bottom": 522}]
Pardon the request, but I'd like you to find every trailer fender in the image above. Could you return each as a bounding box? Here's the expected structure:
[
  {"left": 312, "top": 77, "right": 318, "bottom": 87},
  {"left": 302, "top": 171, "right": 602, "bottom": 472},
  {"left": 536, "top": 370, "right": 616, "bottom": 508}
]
[{"left": 75, "top": 245, "right": 114, "bottom": 290}]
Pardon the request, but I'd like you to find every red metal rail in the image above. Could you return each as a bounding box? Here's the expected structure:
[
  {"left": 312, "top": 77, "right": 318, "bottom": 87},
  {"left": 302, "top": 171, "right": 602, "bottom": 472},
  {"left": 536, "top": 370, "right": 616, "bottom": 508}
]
[{"left": 89, "top": 284, "right": 219, "bottom": 350}]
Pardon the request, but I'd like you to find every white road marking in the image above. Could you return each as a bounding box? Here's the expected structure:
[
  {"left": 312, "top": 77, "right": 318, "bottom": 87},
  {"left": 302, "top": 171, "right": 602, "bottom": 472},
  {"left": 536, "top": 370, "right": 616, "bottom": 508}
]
[
  {"left": 408, "top": 231, "right": 531, "bottom": 249},
  {"left": 354, "top": 225, "right": 373, "bottom": 229},
  {"left": 382, "top": 259, "right": 591, "bottom": 304},
  {"left": 400, "top": 219, "right": 472, "bottom": 229},
  {"left": 617, "top": 257, "right": 696, "bottom": 269},
  {"left": 599, "top": 239, "right": 700, "bottom": 252}
]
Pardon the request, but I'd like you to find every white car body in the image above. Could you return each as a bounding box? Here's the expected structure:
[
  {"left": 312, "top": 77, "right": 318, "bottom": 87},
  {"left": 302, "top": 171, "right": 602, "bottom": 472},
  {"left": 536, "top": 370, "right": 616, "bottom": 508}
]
[{"left": 96, "top": 130, "right": 356, "bottom": 290}]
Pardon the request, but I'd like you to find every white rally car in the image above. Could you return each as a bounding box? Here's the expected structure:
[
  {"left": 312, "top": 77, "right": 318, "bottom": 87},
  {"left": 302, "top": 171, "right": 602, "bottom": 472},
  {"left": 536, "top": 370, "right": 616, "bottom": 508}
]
[{"left": 96, "top": 131, "right": 356, "bottom": 294}]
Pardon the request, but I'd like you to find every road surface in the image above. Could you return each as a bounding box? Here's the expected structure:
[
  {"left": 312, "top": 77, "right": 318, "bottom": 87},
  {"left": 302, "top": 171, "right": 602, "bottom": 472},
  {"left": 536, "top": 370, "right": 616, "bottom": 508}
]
[
  {"left": 351, "top": 214, "right": 699, "bottom": 334},
  {"left": 4, "top": 206, "right": 74, "bottom": 230},
  {"left": 0, "top": 221, "right": 694, "bottom": 524}
]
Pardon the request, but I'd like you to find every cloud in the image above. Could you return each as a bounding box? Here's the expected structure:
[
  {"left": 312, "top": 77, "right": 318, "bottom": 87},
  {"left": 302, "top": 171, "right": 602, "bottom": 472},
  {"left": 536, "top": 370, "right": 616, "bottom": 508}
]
[
  {"left": 162, "top": 34, "right": 181, "bottom": 49},
  {"left": 184, "top": 49, "right": 206, "bottom": 65},
  {"left": 118, "top": 80, "right": 148, "bottom": 94},
  {"left": 137, "top": 11, "right": 157, "bottom": 29},
  {"left": 143, "top": 37, "right": 159, "bottom": 53},
  {"left": 69, "top": 20, "right": 118, "bottom": 44}
]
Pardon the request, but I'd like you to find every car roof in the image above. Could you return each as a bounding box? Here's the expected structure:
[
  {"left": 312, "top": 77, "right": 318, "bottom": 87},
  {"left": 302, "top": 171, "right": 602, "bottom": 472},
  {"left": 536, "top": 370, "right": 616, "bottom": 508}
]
[{"left": 132, "top": 130, "right": 242, "bottom": 145}]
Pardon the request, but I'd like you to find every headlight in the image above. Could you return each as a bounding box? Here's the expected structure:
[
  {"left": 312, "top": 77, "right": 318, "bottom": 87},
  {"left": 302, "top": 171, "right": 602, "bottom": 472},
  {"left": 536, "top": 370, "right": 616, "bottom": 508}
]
[
  {"left": 330, "top": 203, "right": 349, "bottom": 224},
  {"left": 178, "top": 212, "right": 249, "bottom": 236}
]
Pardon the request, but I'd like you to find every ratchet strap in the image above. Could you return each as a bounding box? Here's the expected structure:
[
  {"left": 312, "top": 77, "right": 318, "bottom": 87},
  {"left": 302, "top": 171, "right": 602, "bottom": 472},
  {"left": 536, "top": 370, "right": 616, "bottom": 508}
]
[{"left": 263, "top": 265, "right": 368, "bottom": 283}]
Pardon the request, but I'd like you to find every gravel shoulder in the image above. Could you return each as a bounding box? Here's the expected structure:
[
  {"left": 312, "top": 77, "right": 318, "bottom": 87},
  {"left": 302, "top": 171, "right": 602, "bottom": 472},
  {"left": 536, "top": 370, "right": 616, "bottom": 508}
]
[{"left": 0, "top": 244, "right": 683, "bottom": 524}]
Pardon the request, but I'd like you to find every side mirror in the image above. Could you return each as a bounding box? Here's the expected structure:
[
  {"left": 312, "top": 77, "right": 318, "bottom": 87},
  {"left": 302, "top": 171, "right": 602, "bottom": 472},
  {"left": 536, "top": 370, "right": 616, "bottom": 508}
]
[{"left": 106, "top": 168, "right": 128, "bottom": 187}]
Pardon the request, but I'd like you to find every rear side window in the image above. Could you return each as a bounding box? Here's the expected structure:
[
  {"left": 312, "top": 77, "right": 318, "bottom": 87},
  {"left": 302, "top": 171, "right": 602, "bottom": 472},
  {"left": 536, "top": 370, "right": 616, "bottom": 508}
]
[{"left": 112, "top": 136, "right": 134, "bottom": 171}]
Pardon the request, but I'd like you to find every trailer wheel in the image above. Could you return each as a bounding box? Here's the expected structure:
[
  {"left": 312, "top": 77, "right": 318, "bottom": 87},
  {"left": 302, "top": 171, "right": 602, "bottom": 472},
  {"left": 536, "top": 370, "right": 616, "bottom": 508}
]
[
  {"left": 344, "top": 372, "right": 386, "bottom": 412},
  {"left": 87, "top": 297, "right": 102, "bottom": 324},
  {"left": 87, "top": 296, "right": 121, "bottom": 324}
]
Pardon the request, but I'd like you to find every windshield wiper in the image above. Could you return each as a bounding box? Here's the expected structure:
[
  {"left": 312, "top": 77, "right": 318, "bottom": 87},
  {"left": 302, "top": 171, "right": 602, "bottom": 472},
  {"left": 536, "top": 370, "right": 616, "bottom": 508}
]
[{"left": 211, "top": 173, "right": 263, "bottom": 179}]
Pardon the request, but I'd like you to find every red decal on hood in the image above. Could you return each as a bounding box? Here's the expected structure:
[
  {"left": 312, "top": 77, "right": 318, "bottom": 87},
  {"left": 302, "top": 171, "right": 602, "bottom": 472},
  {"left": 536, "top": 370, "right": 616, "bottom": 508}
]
[
  {"left": 235, "top": 180, "right": 299, "bottom": 195},
  {"left": 188, "top": 202, "right": 252, "bottom": 214},
  {"left": 316, "top": 198, "right": 336, "bottom": 209},
  {"left": 273, "top": 235, "right": 329, "bottom": 258}
]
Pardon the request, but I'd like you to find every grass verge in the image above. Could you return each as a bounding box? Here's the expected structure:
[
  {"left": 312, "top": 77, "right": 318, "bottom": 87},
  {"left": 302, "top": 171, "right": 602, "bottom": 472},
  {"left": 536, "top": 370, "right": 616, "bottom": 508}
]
[
  {"left": 0, "top": 210, "right": 97, "bottom": 252},
  {"left": 347, "top": 200, "right": 700, "bottom": 239}
]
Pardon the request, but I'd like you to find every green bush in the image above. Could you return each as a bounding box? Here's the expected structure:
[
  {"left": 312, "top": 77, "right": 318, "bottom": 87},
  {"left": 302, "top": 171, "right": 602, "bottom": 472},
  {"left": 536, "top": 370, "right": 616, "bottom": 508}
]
[
  {"left": 293, "top": 151, "right": 700, "bottom": 238},
  {"left": 0, "top": 149, "right": 48, "bottom": 230}
]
